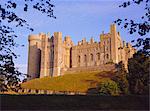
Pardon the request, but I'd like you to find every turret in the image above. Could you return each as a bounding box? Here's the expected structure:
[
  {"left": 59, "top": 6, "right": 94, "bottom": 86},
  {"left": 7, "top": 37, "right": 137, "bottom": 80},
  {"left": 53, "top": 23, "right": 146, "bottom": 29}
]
[
  {"left": 110, "top": 24, "right": 119, "bottom": 63},
  {"left": 82, "top": 38, "right": 86, "bottom": 44},
  {"left": 27, "top": 34, "right": 41, "bottom": 80},
  {"left": 64, "top": 36, "right": 74, "bottom": 47},
  {"left": 64, "top": 36, "right": 74, "bottom": 68},
  {"left": 78, "top": 41, "right": 82, "bottom": 45},
  {"left": 40, "top": 33, "right": 50, "bottom": 78},
  {"left": 90, "top": 37, "right": 94, "bottom": 44},
  {"left": 53, "top": 32, "right": 63, "bottom": 76},
  {"left": 64, "top": 36, "right": 71, "bottom": 42}
]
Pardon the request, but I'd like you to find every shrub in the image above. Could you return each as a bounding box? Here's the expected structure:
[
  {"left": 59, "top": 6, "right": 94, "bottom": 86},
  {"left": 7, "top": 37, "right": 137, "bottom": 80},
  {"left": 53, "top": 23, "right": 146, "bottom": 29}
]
[
  {"left": 112, "top": 62, "right": 129, "bottom": 95},
  {"left": 98, "top": 79, "right": 120, "bottom": 96}
]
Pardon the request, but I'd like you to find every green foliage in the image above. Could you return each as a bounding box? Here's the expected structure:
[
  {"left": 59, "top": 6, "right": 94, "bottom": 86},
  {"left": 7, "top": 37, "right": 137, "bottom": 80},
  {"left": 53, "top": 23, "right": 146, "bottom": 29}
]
[
  {"left": 114, "top": 0, "right": 150, "bottom": 95},
  {"left": 98, "top": 79, "right": 120, "bottom": 96},
  {"left": 112, "top": 62, "right": 129, "bottom": 95},
  {"left": 0, "top": 75, "right": 7, "bottom": 92},
  {"left": 0, "top": 55, "right": 22, "bottom": 92},
  {"left": 127, "top": 52, "right": 149, "bottom": 95},
  {"left": 115, "top": 0, "right": 150, "bottom": 56}
]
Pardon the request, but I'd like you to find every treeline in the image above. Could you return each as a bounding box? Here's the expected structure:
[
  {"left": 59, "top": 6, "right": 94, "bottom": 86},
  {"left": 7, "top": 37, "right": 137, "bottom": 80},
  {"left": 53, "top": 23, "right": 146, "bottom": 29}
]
[{"left": 98, "top": 51, "right": 149, "bottom": 96}]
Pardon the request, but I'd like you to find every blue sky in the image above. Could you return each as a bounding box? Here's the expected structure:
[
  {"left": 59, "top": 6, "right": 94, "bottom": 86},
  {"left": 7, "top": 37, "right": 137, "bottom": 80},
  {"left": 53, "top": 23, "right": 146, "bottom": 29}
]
[{"left": 6, "top": 0, "right": 146, "bottom": 74}]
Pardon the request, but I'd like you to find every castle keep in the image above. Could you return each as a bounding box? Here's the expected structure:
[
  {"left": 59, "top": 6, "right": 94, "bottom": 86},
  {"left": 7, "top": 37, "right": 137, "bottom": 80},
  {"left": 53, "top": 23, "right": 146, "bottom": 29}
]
[{"left": 27, "top": 24, "right": 136, "bottom": 80}]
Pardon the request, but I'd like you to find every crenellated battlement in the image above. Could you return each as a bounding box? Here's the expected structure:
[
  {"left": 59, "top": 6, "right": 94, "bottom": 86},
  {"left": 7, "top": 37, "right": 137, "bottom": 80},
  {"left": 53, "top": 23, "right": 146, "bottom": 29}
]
[
  {"left": 76, "top": 37, "right": 99, "bottom": 46},
  {"left": 28, "top": 34, "right": 41, "bottom": 41},
  {"left": 100, "top": 33, "right": 111, "bottom": 41}
]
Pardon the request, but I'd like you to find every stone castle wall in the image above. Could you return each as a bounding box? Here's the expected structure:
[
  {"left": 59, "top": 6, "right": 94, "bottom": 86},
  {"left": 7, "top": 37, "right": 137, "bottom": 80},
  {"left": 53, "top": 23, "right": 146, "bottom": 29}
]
[
  {"left": 65, "top": 64, "right": 116, "bottom": 74},
  {"left": 27, "top": 24, "right": 136, "bottom": 80}
]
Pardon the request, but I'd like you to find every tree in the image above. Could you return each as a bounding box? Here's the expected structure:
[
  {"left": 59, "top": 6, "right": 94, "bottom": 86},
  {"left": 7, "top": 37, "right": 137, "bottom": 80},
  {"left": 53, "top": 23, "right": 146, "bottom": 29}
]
[
  {"left": 114, "top": 0, "right": 150, "bottom": 95},
  {"left": 114, "top": 0, "right": 150, "bottom": 56},
  {"left": 0, "top": 0, "right": 55, "bottom": 91},
  {"left": 112, "top": 62, "right": 129, "bottom": 95},
  {"left": 127, "top": 52, "right": 149, "bottom": 94}
]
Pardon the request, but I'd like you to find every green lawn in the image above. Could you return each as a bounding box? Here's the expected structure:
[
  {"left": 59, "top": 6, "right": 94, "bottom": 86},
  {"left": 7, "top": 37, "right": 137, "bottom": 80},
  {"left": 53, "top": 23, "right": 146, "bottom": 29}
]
[{"left": 22, "top": 71, "right": 115, "bottom": 92}]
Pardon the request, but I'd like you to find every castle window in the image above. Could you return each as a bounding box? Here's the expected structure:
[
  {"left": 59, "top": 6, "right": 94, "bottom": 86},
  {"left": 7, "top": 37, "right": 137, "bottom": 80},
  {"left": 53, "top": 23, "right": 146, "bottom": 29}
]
[
  {"left": 78, "top": 56, "right": 80, "bottom": 63},
  {"left": 36, "top": 42, "right": 38, "bottom": 47},
  {"left": 90, "top": 54, "right": 93, "bottom": 61},
  {"left": 97, "top": 53, "right": 100, "bottom": 60},
  {"left": 106, "top": 54, "right": 109, "bottom": 59},
  {"left": 84, "top": 55, "right": 87, "bottom": 62}
]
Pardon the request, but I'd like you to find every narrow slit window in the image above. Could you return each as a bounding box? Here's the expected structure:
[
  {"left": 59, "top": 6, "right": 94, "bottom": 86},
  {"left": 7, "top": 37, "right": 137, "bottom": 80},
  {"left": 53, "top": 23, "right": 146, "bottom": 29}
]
[
  {"left": 97, "top": 53, "right": 100, "bottom": 60},
  {"left": 91, "top": 54, "right": 93, "bottom": 61},
  {"left": 84, "top": 55, "right": 87, "bottom": 62},
  {"left": 78, "top": 56, "right": 80, "bottom": 63}
]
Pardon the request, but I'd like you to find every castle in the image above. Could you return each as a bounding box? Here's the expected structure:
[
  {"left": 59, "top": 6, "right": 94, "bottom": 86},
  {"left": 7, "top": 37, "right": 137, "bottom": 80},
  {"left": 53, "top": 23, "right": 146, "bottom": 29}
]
[{"left": 27, "top": 24, "right": 136, "bottom": 80}]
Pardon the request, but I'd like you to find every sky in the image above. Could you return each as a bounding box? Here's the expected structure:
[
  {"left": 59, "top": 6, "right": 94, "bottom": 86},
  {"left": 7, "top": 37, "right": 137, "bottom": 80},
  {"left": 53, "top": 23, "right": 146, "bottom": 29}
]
[{"left": 2, "top": 0, "right": 147, "bottom": 75}]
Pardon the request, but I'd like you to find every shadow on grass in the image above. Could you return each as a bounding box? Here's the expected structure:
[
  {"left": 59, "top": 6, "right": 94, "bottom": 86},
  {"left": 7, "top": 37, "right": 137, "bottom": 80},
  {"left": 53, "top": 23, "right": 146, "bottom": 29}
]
[
  {"left": 95, "top": 71, "right": 115, "bottom": 78},
  {"left": 0, "top": 94, "right": 149, "bottom": 110},
  {"left": 86, "top": 87, "right": 99, "bottom": 95}
]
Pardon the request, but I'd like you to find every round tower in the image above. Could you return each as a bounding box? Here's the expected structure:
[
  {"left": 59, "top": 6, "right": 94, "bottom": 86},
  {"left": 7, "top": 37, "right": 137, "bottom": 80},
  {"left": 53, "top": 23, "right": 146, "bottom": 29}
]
[{"left": 27, "top": 34, "right": 41, "bottom": 80}]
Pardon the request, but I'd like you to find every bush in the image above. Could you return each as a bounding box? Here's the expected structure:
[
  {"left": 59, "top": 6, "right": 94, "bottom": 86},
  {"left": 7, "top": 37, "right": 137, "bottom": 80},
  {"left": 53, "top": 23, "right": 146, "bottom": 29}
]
[
  {"left": 112, "top": 62, "right": 129, "bottom": 95},
  {"left": 98, "top": 79, "right": 120, "bottom": 96},
  {"left": 113, "top": 74, "right": 129, "bottom": 95}
]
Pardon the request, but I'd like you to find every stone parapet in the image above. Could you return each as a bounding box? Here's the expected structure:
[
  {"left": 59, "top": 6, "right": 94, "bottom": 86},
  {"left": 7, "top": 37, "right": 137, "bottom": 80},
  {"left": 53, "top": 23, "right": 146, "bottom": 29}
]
[{"left": 66, "top": 64, "right": 116, "bottom": 74}]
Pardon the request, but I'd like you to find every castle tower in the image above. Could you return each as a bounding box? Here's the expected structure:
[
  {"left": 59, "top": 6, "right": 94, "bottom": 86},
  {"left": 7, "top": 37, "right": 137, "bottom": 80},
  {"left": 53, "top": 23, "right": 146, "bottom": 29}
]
[
  {"left": 110, "top": 24, "right": 119, "bottom": 63},
  {"left": 64, "top": 36, "right": 74, "bottom": 68},
  {"left": 53, "top": 32, "right": 63, "bottom": 77},
  {"left": 27, "top": 34, "right": 41, "bottom": 80},
  {"left": 40, "top": 33, "right": 50, "bottom": 78}
]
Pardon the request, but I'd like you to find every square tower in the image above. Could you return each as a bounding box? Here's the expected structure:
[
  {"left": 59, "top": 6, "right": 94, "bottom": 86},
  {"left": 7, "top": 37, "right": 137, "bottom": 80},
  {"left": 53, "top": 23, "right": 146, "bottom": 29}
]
[
  {"left": 110, "top": 24, "right": 119, "bottom": 63},
  {"left": 53, "top": 32, "right": 63, "bottom": 76}
]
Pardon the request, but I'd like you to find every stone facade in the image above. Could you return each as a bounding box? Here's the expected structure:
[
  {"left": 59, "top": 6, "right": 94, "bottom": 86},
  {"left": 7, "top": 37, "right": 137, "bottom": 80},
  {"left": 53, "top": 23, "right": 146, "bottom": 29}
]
[{"left": 27, "top": 24, "right": 136, "bottom": 80}]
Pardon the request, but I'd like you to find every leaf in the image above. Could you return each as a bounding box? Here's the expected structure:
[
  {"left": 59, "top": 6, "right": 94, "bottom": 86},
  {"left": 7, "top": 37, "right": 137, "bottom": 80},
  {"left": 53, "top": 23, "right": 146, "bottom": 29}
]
[
  {"left": 24, "top": 4, "right": 28, "bottom": 11},
  {"left": 12, "top": 3, "right": 16, "bottom": 8},
  {"left": 30, "top": 28, "right": 34, "bottom": 31},
  {"left": 131, "top": 40, "right": 135, "bottom": 43}
]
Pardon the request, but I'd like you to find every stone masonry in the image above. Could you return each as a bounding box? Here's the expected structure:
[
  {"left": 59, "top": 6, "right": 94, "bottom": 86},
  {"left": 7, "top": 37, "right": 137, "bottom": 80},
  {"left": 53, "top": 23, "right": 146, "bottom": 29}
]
[{"left": 27, "top": 24, "right": 136, "bottom": 80}]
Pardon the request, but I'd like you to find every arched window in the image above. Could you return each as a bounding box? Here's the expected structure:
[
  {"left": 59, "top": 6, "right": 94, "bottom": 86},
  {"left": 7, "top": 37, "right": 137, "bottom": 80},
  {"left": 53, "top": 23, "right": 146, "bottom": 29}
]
[
  {"left": 97, "top": 53, "right": 100, "bottom": 60},
  {"left": 84, "top": 55, "right": 87, "bottom": 62},
  {"left": 78, "top": 56, "right": 80, "bottom": 63},
  {"left": 90, "top": 54, "right": 93, "bottom": 61},
  {"left": 106, "top": 54, "right": 109, "bottom": 59}
]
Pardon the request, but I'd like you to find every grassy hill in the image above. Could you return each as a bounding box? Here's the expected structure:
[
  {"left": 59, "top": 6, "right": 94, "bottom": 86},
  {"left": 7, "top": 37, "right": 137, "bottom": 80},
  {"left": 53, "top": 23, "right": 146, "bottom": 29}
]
[{"left": 21, "top": 71, "right": 115, "bottom": 93}]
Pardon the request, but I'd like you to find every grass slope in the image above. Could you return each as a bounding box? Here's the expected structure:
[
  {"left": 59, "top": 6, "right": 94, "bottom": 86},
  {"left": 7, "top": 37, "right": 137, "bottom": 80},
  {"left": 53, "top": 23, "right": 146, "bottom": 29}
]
[{"left": 22, "top": 71, "right": 114, "bottom": 92}]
